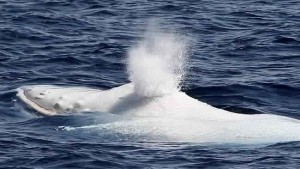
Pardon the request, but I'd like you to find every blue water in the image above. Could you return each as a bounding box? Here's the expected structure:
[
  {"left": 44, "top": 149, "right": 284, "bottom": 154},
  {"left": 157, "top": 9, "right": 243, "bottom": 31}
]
[{"left": 1, "top": 0, "right": 300, "bottom": 168}]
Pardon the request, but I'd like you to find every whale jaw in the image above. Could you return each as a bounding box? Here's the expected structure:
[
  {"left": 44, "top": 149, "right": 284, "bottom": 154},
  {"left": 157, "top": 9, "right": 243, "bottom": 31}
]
[{"left": 17, "top": 85, "right": 103, "bottom": 116}]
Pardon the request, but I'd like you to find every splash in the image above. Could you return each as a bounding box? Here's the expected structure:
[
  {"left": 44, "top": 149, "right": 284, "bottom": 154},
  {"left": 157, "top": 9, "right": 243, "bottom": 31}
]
[{"left": 127, "top": 26, "right": 188, "bottom": 97}]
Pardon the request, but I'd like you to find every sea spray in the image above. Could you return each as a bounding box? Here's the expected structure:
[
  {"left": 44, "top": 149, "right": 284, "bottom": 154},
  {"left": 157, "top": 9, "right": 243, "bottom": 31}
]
[{"left": 127, "top": 26, "right": 188, "bottom": 97}]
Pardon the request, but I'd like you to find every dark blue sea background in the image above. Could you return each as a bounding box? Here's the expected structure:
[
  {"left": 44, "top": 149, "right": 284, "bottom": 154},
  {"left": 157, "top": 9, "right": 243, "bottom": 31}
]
[{"left": 1, "top": 0, "right": 300, "bottom": 168}]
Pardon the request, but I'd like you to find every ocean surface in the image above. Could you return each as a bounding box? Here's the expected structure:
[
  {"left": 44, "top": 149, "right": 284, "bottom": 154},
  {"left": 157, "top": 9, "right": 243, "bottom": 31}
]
[{"left": 1, "top": 0, "right": 300, "bottom": 168}]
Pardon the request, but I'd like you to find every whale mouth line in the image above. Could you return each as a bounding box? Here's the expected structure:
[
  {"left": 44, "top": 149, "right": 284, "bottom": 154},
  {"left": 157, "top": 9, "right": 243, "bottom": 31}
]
[{"left": 17, "top": 87, "right": 56, "bottom": 116}]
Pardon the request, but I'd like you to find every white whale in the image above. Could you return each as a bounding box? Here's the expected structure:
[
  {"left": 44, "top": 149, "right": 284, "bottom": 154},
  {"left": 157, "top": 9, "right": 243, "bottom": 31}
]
[
  {"left": 16, "top": 27, "right": 300, "bottom": 144},
  {"left": 16, "top": 83, "right": 300, "bottom": 144}
]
